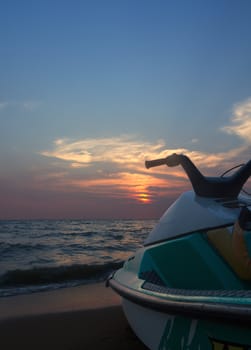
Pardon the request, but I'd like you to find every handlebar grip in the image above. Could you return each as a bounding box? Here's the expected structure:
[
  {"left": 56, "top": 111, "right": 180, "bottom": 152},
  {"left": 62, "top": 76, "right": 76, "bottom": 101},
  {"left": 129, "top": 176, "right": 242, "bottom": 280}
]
[
  {"left": 145, "top": 154, "right": 181, "bottom": 169},
  {"left": 145, "top": 158, "right": 167, "bottom": 169}
]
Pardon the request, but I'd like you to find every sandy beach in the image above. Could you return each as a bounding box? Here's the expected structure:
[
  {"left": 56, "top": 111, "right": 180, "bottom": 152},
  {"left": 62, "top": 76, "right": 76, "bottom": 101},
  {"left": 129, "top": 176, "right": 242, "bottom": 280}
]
[{"left": 0, "top": 282, "right": 148, "bottom": 349}]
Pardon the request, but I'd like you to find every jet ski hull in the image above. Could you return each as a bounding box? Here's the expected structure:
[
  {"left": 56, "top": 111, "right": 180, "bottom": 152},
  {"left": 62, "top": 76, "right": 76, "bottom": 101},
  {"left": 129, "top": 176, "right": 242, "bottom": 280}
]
[
  {"left": 108, "top": 226, "right": 251, "bottom": 349},
  {"left": 109, "top": 272, "right": 251, "bottom": 350},
  {"left": 108, "top": 155, "right": 251, "bottom": 349}
]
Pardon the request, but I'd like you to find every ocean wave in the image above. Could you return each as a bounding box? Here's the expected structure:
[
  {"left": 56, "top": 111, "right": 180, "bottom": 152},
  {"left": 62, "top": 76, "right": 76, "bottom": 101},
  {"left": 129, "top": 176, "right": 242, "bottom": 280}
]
[
  {"left": 0, "top": 219, "right": 156, "bottom": 297},
  {"left": 0, "top": 261, "right": 123, "bottom": 287},
  {"left": 0, "top": 242, "right": 47, "bottom": 255}
]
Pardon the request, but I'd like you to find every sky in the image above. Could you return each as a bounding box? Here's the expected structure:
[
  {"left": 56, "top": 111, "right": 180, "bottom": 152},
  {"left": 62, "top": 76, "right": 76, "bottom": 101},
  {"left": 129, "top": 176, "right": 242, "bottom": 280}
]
[{"left": 1, "top": 0, "right": 251, "bottom": 219}]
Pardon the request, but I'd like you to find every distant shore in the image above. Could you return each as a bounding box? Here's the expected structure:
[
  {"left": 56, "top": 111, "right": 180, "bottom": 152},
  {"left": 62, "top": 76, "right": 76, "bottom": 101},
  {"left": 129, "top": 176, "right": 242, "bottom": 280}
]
[{"left": 0, "top": 282, "right": 148, "bottom": 349}]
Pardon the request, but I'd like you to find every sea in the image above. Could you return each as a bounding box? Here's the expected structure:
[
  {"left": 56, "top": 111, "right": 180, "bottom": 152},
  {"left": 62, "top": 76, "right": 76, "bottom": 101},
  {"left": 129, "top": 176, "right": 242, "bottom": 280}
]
[{"left": 0, "top": 219, "right": 156, "bottom": 297}]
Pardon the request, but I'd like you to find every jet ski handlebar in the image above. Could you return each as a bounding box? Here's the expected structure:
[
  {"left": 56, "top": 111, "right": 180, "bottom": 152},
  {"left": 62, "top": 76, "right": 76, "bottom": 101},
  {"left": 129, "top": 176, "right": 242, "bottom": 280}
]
[
  {"left": 145, "top": 154, "right": 181, "bottom": 169},
  {"left": 145, "top": 153, "right": 251, "bottom": 199},
  {"left": 145, "top": 158, "right": 168, "bottom": 169}
]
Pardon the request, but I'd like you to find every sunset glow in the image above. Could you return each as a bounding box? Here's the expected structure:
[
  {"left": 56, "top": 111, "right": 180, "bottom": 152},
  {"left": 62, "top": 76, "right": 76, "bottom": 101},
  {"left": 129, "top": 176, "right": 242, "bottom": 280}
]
[
  {"left": 1, "top": 1, "right": 251, "bottom": 219},
  {"left": 137, "top": 193, "right": 151, "bottom": 204}
]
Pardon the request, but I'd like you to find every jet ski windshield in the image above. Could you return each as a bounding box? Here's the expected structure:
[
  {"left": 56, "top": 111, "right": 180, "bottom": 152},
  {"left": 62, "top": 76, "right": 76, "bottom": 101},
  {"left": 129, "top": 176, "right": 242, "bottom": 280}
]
[{"left": 145, "top": 153, "right": 251, "bottom": 199}]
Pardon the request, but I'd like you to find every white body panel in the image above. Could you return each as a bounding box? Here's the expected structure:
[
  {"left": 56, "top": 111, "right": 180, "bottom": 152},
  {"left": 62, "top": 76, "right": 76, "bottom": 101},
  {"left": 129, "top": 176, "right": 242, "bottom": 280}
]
[
  {"left": 145, "top": 191, "right": 248, "bottom": 245},
  {"left": 122, "top": 299, "right": 201, "bottom": 350},
  {"left": 122, "top": 299, "right": 168, "bottom": 350}
]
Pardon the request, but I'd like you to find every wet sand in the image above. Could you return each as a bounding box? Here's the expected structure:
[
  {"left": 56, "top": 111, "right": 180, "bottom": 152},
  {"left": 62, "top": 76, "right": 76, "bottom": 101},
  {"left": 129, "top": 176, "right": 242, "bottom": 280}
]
[{"left": 0, "top": 282, "right": 148, "bottom": 349}]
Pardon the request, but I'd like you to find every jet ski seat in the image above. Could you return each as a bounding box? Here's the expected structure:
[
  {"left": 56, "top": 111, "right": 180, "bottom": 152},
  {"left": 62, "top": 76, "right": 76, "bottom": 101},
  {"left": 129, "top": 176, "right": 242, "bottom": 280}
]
[{"left": 207, "top": 207, "right": 251, "bottom": 281}]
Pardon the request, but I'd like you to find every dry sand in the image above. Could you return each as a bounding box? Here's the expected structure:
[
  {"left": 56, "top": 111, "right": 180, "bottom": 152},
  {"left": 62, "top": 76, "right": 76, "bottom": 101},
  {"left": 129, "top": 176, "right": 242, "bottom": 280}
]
[{"left": 0, "top": 282, "right": 148, "bottom": 350}]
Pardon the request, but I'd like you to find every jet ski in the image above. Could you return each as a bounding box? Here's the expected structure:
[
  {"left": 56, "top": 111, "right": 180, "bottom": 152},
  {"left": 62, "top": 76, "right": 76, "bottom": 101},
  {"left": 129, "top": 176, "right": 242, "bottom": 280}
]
[{"left": 108, "top": 153, "right": 251, "bottom": 350}]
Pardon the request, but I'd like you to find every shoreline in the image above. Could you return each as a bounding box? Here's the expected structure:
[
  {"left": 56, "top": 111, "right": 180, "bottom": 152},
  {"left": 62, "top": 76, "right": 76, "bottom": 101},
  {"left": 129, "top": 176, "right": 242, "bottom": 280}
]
[
  {"left": 0, "top": 282, "right": 120, "bottom": 320},
  {"left": 0, "top": 282, "right": 148, "bottom": 349}
]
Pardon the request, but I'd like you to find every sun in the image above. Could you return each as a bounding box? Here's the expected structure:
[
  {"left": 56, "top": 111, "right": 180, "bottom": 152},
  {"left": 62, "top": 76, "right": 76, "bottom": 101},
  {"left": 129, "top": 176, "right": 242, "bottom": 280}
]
[{"left": 138, "top": 193, "right": 151, "bottom": 204}]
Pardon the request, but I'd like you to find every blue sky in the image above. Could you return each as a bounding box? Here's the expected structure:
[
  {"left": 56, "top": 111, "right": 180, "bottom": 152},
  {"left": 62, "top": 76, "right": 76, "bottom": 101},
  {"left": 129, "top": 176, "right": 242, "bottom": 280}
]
[{"left": 1, "top": 0, "right": 251, "bottom": 219}]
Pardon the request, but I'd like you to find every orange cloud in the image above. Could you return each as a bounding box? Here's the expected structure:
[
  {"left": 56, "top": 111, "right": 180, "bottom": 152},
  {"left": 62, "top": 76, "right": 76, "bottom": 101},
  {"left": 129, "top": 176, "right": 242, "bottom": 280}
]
[
  {"left": 63, "top": 172, "right": 171, "bottom": 203},
  {"left": 41, "top": 135, "right": 168, "bottom": 167},
  {"left": 40, "top": 126, "right": 251, "bottom": 207},
  {"left": 39, "top": 135, "right": 195, "bottom": 204}
]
